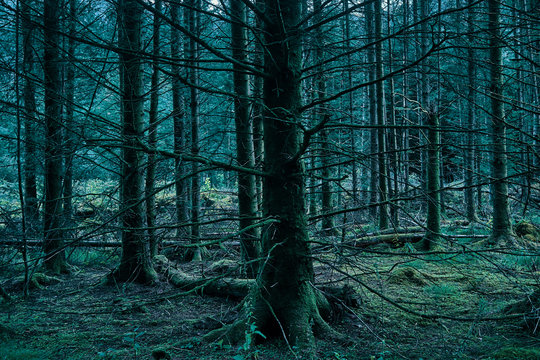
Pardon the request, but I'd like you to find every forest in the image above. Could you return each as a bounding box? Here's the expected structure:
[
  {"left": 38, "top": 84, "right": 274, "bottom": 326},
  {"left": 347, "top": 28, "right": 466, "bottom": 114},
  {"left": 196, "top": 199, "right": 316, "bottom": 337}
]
[{"left": 0, "top": 0, "right": 538, "bottom": 358}]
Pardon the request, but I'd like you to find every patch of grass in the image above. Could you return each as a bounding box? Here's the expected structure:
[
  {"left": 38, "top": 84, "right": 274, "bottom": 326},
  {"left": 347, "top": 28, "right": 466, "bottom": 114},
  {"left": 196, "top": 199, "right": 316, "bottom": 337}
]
[
  {"left": 423, "top": 283, "right": 458, "bottom": 298},
  {"left": 490, "top": 345, "right": 540, "bottom": 359},
  {"left": 0, "top": 341, "right": 50, "bottom": 360}
]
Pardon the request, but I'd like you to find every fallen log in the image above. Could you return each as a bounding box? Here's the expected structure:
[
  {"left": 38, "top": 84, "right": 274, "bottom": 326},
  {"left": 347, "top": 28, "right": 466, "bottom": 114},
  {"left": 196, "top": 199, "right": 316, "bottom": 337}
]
[{"left": 351, "top": 233, "right": 425, "bottom": 248}]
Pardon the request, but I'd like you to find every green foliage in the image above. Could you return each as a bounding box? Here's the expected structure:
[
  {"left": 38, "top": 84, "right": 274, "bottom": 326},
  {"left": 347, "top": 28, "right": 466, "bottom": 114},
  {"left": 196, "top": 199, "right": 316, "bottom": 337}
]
[{"left": 122, "top": 327, "right": 145, "bottom": 357}]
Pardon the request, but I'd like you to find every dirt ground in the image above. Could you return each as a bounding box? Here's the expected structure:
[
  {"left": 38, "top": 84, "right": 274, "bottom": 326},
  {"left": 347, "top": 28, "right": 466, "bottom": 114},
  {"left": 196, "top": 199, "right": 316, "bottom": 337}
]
[{"left": 1, "top": 241, "right": 539, "bottom": 360}]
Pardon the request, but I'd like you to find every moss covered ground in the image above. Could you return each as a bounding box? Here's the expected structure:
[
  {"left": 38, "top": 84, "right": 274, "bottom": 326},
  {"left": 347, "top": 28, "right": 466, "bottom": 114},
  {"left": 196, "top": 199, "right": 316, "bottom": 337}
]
[{"left": 1, "top": 229, "right": 539, "bottom": 359}]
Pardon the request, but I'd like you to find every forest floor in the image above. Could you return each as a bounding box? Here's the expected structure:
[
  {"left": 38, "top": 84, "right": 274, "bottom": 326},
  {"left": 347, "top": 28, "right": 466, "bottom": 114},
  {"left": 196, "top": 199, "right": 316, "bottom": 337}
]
[{"left": 1, "top": 232, "right": 539, "bottom": 360}]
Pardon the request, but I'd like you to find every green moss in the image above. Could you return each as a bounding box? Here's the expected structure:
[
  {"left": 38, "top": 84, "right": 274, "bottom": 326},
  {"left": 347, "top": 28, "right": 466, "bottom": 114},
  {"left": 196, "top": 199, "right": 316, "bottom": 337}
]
[
  {"left": 0, "top": 341, "right": 50, "bottom": 359},
  {"left": 491, "top": 346, "right": 540, "bottom": 359}
]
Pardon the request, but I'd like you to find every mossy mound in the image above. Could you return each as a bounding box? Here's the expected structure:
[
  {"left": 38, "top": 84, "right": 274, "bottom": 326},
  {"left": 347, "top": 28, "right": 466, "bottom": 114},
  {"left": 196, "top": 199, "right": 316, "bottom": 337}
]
[
  {"left": 504, "top": 290, "right": 540, "bottom": 334},
  {"left": 515, "top": 221, "right": 539, "bottom": 242},
  {"left": 387, "top": 267, "right": 429, "bottom": 286},
  {"left": 491, "top": 346, "right": 540, "bottom": 359}
]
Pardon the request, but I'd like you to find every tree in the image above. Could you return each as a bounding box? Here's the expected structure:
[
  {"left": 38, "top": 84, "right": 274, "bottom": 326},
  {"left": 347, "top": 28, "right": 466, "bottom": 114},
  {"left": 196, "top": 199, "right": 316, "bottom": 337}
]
[
  {"left": 231, "top": 0, "right": 260, "bottom": 277},
  {"left": 112, "top": 0, "right": 157, "bottom": 283},
  {"left": 488, "top": 0, "right": 512, "bottom": 243},
  {"left": 464, "top": 0, "right": 478, "bottom": 222},
  {"left": 170, "top": 0, "right": 188, "bottom": 235},
  {"left": 251, "top": 0, "right": 328, "bottom": 352},
  {"left": 21, "top": 0, "right": 39, "bottom": 235},
  {"left": 146, "top": 0, "right": 162, "bottom": 257},
  {"left": 43, "top": 0, "right": 68, "bottom": 273}
]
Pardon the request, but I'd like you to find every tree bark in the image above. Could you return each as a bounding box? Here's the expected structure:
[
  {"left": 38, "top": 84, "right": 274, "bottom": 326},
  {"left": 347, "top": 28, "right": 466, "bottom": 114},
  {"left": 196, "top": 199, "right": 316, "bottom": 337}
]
[
  {"left": 187, "top": 0, "right": 203, "bottom": 260},
  {"left": 464, "top": 0, "right": 479, "bottom": 222},
  {"left": 375, "top": 0, "right": 389, "bottom": 229},
  {"left": 170, "top": 0, "right": 188, "bottom": 237},
  {"left": 147, "top": 0, "right": 162, "bottom": 257},
  {"left": 488, "top": 0, "right": 512, "bottom": 243},
  {"left": 22, "top": 0, "right": 39, "bottom": 235},
  {"left": 425, "top": 112, "right": 441, "bottom": 248},
  {"left": 43, "top": 0, "right": 67, "bottom": 274},
  {"left": 250, "top": 0, "right": 331, "bottom": 354},
  {"left": 231, "top": 0, "right": 260, "bottom": 277},
  {"left": 112, "top": 0, "right": 157, "bottom": 283}
]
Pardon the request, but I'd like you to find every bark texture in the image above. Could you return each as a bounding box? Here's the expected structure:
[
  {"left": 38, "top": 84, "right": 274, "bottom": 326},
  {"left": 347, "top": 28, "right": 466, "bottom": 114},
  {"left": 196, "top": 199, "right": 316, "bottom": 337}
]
[
  {"left": 43, "top": 0, "right": 67, "bottom": 273},
  {"left": 112, "top": 0, "right": 157, "bottom": 283}
]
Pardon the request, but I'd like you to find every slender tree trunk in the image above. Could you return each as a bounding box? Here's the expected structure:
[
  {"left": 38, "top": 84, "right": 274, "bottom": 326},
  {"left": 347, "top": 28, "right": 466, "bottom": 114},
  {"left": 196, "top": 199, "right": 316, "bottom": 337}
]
[
  {"left": 63, "top": 0, "right": 76, "bottom": 235},
  {"left": 252, "top": 0, "right": 264, "bottom": 211},
  {"left": 252, "top": 0, "right": 325, "bottom": 353},
  {"left": 375, "top": 0, "right": 389, "bottom": 229},
  {"left": 112, "top": 0, "right": 157, "bottom": 283},
  {"left": 465, "top": 0, "right": 478, "bottom": 222},
  {"left": 231, "top": 0, "right": 260, "bottom": 277},
  {"left": 171, "top": 0, "right": 188, "bottom": 235},
  {"left": 43, "top": 0, "right": 67, "bottom": 274},
  {"left": 488, "top": 0, "right": 512, "bottom": 243},
  {"left": 313, "top": 0, "right": 335, "bottom": 234},
  {"left": 187, "top": 0, "right": 202, "bottom": 260},
  {"left": 22, "top": 0, "right": 39, "bottom": 236},
  {"left": 424, "top": 112, "right": 441, "bottom": 248},
  {"left": 366, "top": 3, "right": 378, "bottom": 219},
  {"left": 146, "top": 0, "right": 161, "bottom": 258}
]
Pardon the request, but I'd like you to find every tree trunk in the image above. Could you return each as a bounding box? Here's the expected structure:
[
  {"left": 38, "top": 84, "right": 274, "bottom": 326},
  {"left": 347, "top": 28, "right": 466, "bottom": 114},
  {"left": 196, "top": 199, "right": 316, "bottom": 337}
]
[
  {"left": 313, "top": 0, "right": 335, "bottom": 235},
  {"left": 464, "top": 0, "right": 479, "bottom": 222},
  {"left": 252, "top": 0, "right": 324, "bottom": 353},
  {"left": 366, "top": 2, "right": 378, "bottom": 220},
  {"left": 147, "top": 0, "right": 161, "bottom": 258},
  {"left": 375, "top": 0, "right": 389, "bottom": 229},
  {"left": 187, "top": 0, "right": 202, "bottom": 260},
  {"left": 171, "top": 0, "right": 188, "bottom": 236},
  {"left": 231, "top": 0, "right": 260, "bottom": 277},
  {"left": 112, "top": 0, "right": 157, "bottom": 283},
  {"left": 22, "top": 0, "right": 39, "bottom": 235},
  {"left": 63, "top": 0, "right": 76, "bottom": 236},
  {"left": 424, "top": 112, "right": 441, "bottom": 248},
  {"left": 488, "top": 0, "right": 512, "bottom": 243},
  {"left": 43, "top": 0, "right": 67, "bottom": 274}
]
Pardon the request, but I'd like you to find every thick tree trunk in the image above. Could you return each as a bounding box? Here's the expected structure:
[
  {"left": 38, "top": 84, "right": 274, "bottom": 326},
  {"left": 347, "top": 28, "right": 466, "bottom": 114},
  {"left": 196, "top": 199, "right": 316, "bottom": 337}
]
[
  {"left": 231, "top": 0, "right": 260, "bottom": 277},
  {"left": 170, "top": 1, "right": 188, "bottom": 236},
  {"left": 488, "top": 0, "right": 512, "bottom": 243},
  {"left": 252, "top": 0, "right": 324, "bottom": 353},
  {"left": 112, "top": 0, "right": 157, "bottom": 283},
  {"left": 22, "top": 0, "right": 39, "bottom": 235},
  {"left": 43, "top": 0, "right": 67, "bottom": 274},
  {"left": 147, "top": 0, "right": 161, "bottom": 257}
]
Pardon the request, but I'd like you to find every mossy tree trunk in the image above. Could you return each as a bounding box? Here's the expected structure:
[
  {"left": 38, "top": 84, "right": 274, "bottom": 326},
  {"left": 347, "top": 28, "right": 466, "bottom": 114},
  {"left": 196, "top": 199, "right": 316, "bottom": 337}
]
[
  {"left": 252, "top": 0, "right": 325, "bottom": 353},
  {"left": 113, "top": 0, "right": 157, "bottom": 283},
  {"left": 231, "top": 0, "right": 260, "bottom": 277},
  {"left": 43, "top": 0, "right": 67, "bottom": 274},
  {"left": 488, "top": 0, "right": 512, "bottom": 243}
]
